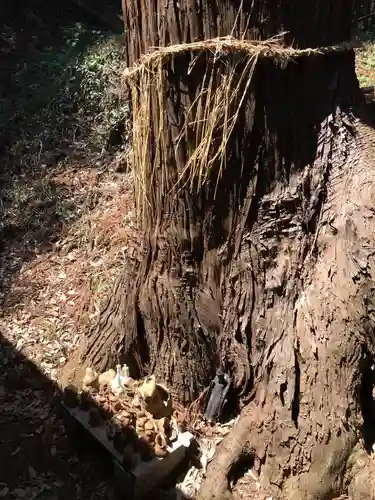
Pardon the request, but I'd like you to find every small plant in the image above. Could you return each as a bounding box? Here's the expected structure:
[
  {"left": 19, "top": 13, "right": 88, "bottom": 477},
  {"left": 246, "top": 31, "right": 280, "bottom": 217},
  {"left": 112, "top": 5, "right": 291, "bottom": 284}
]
[
  {"left": 356, "top": 27, "right": 375, "bottom": 88},
  {"left": 12, "top": 185, "right": 31, "bottom": 207},
  {"left": 75, "top": 32, "right": 129, "bottom": 147}
]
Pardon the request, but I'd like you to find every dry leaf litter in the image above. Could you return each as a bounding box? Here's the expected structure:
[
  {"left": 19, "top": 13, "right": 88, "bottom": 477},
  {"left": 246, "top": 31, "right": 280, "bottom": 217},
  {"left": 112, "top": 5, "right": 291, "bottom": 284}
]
[{"left": 0, "top": 155, "right": 134, "bottom": 499}]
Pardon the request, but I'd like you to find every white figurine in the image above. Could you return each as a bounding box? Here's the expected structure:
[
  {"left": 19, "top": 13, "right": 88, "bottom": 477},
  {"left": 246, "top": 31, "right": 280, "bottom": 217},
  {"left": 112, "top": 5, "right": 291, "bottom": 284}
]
[{"left": 110, "top": 364, "right": 125, "bottom": 396}]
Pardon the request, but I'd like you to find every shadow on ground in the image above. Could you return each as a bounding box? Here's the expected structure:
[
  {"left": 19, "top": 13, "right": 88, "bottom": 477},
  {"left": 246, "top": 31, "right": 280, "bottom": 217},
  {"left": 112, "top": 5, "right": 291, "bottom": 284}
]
[{"left": 0, "top": 333, "right": 191, "bottom": 499}]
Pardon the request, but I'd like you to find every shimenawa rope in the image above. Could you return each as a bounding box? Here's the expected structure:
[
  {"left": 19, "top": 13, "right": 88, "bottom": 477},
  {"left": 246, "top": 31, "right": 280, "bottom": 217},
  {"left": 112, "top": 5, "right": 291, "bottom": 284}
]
[{"left": 123, "top": 35, "right": 357, "bottom": 80}]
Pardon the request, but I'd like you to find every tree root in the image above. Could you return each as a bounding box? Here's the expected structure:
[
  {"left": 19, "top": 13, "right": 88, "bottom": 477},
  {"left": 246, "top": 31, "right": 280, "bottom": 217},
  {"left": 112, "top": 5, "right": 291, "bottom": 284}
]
[
  {"left": 345, "top": 445, "right": 375, "bottom": 499},
  {"left": 197, "top": 406, "right": 255, "bottom": 500},
  {"left": 198, "top": 404, "right": 375, "bottom": 500}
]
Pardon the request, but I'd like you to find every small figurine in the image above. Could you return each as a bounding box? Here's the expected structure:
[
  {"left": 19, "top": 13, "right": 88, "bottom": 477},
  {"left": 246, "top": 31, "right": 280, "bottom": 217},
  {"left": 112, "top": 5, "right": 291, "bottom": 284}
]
[
  {"left": 63, "top": 385, "right": 78, "bottom": 408},
  {"left": 121, "top": 364, "right": 135, "bottom": 387},
  {"left": 110, "top": 364, "right": 126, "bottom": 397},
  {"left": 98, "top": 369, "right": 116, "bottom": 389},
  {"left": 82, "top": 367, "right": 99, "bottom": 392},
  {"left": 136, "top": 375, "right": 172, "bottom": 418},
  {"left": 203, "top": 368, "right": 231, "bottom": 423}
]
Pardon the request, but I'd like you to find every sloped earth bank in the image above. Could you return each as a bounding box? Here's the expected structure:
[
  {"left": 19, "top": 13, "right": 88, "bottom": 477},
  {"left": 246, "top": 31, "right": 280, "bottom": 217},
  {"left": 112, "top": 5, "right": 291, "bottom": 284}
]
[
  {"left": 198, "top": 119, "right": 375, "bottom": 500},
  {"left": 0, "top": 161, "right": 136, "bottom": 379},
  {"left": 0, "top": 162, "right": 135, "bottom": 500}
]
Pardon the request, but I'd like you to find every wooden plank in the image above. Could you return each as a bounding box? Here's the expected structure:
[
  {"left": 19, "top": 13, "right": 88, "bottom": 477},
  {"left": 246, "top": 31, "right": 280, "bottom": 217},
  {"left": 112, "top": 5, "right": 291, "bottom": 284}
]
[{"left": 61, "top": 402, "right": 192, "bottom": 498}]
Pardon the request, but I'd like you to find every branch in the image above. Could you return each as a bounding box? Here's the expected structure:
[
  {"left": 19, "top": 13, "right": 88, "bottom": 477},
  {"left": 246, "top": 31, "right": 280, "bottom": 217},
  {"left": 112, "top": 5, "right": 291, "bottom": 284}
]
[{"left": 356, "top": 11, "right": 375, "bottom": 23}]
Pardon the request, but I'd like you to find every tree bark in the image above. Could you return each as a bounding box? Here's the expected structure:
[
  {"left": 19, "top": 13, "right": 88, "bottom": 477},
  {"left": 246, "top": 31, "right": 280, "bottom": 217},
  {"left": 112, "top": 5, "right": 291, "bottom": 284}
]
[{"left": 61, "top": 0, "right": 375, "bottom": 498}]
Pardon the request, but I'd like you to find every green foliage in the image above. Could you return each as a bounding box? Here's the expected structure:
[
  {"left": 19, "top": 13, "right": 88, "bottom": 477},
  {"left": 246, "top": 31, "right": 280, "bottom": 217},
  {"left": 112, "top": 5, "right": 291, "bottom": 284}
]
[
  {"left": 1, "top": 19, "right": 128, "bottom": 166},
  {"left": 355, "top": 28, "right": 375, "bottom": 87},
  {"left": 73, "top": 26, "right": 128, "bottom": 146}
]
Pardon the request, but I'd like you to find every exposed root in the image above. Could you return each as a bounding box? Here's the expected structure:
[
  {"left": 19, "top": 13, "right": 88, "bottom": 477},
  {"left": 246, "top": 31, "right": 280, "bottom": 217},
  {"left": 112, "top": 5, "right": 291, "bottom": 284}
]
[
  {"left": 345, "top": 445, "right": 375, "bottom": 499},
  {"left": 197, "top": 406, "right": 255, "bottom": 500},
  {"left": 198, "top": 406, "right": 361, "bottom": 500}
]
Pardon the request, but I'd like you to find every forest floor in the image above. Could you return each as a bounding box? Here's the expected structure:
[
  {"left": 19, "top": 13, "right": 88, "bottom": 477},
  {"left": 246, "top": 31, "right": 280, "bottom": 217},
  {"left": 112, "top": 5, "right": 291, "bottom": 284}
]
[
  {"left": 355, "top": 29, "right": 375, "bottom": 88},
  {"left": 1, "top": 4, "right": 375, "bottom": 499}
]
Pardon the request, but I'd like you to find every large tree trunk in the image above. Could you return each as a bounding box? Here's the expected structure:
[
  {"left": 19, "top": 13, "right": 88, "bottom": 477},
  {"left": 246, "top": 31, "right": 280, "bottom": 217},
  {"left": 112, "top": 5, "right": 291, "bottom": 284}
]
[
  {"left": 197, "top": 119, "right": 375, "bottom": 500},
  {"left": 61, "top": 0, "right": 375, "bottom": 498}
]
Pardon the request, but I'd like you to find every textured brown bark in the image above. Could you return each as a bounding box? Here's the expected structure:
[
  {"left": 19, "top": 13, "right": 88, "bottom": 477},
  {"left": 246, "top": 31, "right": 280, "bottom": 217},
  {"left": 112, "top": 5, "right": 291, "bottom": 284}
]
[
  {"left": 198, "top": 121, "right": 375, "bottom": 500},
  {"left": 61, "top": 0, "right": 375, "bottom": 498}
]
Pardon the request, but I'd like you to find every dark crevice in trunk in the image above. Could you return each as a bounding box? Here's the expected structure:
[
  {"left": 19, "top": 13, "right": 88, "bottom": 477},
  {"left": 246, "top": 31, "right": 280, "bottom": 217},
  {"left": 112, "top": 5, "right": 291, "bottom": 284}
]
[
  {"left": 137, "top": 307, "right": 149, "bottom": 358},
  {"left": 360, "top": 355, "right": 375, "bottom": 453},
  {"left": 228, "top": 453, "right": 255, "bottom": 487},
  {"left": 291, "top": 348, "right": 301, "bottom": 427},
  {"left": 280, "top": 381, "right": 287, "bottom": 407},
  {"left": 130, "top": 304, "right": 150, "bottom": 377}
]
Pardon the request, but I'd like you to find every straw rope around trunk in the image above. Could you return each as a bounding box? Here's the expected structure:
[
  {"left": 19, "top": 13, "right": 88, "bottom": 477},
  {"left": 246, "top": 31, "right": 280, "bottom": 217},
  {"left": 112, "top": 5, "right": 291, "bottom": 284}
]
[
  {"left": 123, "top": 35, "right": 356, "bottom": 80},
  {"left": 123, "top": 35, "right": 356, "bottom": 227}
]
